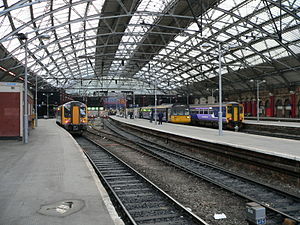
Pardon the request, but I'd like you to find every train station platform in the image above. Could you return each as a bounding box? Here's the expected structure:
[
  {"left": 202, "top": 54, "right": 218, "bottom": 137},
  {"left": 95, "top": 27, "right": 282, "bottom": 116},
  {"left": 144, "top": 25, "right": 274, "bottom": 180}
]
[
  {"left": 110, "top": 116, "right": 300, "bottom": 161},
  {"left": 244, "top": 119, "right": 300, "bottom": 128},
  {"left": 0, "top": 119, "right": 123, "bottom": 225},
  {"left": 245, "top": 116, "right": 300, "bottom": 123}
]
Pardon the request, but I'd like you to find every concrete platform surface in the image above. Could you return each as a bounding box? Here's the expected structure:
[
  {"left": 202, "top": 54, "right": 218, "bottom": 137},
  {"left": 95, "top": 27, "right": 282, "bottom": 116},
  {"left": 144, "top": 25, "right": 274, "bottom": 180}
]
[
  {"left": 111, "top": 116, "right": 300, "bottom": 161},
  {"left": 0, "top": 119, "right": 123, "bottom": 225},
  {"left": 244, "top": 119, "right": 300, "bottom": 128}
]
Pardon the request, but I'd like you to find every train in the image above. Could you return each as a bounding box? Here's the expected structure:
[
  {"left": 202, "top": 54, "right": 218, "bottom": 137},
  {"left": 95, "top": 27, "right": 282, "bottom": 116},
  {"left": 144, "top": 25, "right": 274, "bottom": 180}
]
[
  {"left": 138, "top": 102, "right": 244, "bottom": 130},
  {"left": 189, "top": 102, "right": 244, "bottom": 129},
  {"left": 139, "top": 104, "right": 191, "bottom": 123},
  {"left": 56, "top": 101, "right": 88, "bottom": 134}
]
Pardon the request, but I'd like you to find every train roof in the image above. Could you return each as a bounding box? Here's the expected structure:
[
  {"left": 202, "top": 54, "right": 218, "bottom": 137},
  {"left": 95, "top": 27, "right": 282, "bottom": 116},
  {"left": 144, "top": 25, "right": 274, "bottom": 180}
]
[
  {"left": 189, "top": 102, "right": 241, "bottom": 108},
  {"left": 60, "top": 101, "right": 87, "bottom": 108},
  {"left": 140, "top": 104, "right": 173, "bottom": 109},
  {"left": 171, "top": 103, "right": 189, "bottom": 108}
]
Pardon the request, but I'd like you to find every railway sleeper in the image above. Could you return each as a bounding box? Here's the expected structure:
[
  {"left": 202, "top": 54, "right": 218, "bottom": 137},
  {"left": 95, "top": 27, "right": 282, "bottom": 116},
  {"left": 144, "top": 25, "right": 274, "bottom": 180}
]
[
  {"left": 116, "top": 192, "right": 155, "bottom": 197},
  {"left": 133, "top": 215, "right": 184, "bottom": 223},
  {"left": 129, "top": 206, "right": 172, "bottom": 213},
  {"left": 124, "top": 201, "right": 168, "bottom": 210}
]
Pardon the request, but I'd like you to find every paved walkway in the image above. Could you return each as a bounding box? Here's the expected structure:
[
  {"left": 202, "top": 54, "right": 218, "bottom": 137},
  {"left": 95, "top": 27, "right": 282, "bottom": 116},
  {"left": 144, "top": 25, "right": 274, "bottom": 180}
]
[{"left": 0, "top": 119, "right": 123, "bottom": 225}]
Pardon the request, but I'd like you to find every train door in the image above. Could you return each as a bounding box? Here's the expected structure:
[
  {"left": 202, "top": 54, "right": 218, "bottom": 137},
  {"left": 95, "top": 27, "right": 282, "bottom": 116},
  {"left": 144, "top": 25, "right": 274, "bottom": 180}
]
[
  {"left": 62, "top": 106, "right": 65, "bottom": 124},
  {"left": 232, "top": 104, "right": 240, "bottom": 121},
  {"left": 166, "top": 108, "right": 170, "bottom": 122},
  {"left": 72, "top": 106, "right": 80, "bottom": 124},
  {"left": 57, "top": 106, "right": 62, "bottom": 124}
]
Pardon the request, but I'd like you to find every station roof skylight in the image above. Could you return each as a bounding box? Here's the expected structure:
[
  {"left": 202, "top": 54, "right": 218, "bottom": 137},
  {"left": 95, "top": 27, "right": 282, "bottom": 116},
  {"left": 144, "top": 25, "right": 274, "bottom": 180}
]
[{"left": 0, "top": 0, "right": 299, "bottom": 96}]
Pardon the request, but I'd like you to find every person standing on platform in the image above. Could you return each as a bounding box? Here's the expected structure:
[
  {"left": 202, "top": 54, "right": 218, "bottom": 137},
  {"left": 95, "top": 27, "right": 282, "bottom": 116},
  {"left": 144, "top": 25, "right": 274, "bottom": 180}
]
[
  {"left": 150, "top": 109, "right": 154, "bottom": 123},
  {"left": 158, "top": 111, "right": 163, "bottom": 125},
  {"left": 129, "top": 111, "right": 133, "bottom": 119}
]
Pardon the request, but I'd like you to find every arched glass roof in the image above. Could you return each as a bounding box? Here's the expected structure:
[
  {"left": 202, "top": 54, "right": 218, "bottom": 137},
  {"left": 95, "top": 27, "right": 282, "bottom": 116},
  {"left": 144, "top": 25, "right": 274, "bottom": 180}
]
[{"left": 0, "top": 0, "right": 299, "bottom": 96}]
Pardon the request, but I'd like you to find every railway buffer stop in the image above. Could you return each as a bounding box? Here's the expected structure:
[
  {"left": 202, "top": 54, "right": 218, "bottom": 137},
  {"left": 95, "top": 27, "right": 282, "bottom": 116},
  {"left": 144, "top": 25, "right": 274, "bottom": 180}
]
[{"left": 246, "top": 202, "right": 266, "bottom": 225}]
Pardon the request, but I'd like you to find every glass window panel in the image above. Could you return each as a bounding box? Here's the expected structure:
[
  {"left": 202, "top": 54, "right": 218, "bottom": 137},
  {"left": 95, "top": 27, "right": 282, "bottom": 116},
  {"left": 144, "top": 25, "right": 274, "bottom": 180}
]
[
  {"left": 289, "top": 44, "right": 300, "bottom": 54},
  {"left": 0, "top": 0, "right": 299, "bottom": 93}
]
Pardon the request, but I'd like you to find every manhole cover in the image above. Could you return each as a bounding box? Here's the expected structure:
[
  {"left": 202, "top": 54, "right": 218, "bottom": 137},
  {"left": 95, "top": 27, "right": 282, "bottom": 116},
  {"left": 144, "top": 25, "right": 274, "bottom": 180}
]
[{"left": 38, "top": 199, "right": 85, "bottom": 217}]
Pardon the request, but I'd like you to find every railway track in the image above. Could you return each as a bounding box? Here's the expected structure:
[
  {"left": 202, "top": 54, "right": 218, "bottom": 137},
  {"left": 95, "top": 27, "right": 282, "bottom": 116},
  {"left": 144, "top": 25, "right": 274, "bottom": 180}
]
[
  {"left": 75, "top": 136, "right": 208, "bottom": 225},
  {"left": 98, "top": 119, "right": 300, "bottom": 224}
]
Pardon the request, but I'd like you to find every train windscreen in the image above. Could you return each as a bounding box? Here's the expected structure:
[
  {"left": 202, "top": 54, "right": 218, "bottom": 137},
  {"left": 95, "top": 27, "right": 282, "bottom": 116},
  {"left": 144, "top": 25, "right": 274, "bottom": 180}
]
[
  {"left": 64, "top": 105, "right": 71, "bottom": 117},
  {"left": 172, "top": 106, "right": 189, "bottom": 116},
  {"left": 80, "top": 107, "right": 86, "bottom": 117}
]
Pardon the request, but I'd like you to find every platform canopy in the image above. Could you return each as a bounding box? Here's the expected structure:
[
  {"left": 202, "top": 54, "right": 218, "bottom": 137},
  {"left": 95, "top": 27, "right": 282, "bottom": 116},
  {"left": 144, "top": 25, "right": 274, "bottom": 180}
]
[{"left": 0, "top": 0, "right": 299, "bottom": 96}]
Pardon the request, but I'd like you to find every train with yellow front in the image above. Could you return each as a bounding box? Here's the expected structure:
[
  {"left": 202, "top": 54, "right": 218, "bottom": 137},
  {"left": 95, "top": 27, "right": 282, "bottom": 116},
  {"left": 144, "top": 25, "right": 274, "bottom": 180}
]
[
  {"left": 56, "top": 101, "right": 88, "bottom": 134},
  {"left": 138, "top": 102, "right": 244, "bottom": 130}
]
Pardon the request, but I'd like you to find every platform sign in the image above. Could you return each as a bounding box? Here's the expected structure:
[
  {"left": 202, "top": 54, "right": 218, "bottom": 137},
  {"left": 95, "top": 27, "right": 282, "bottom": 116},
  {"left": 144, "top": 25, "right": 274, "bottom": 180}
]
[
  {"left": 103, "top": 96, "right": 126, "bottom": 109},
  {"left": 4, "top": 82, "right": 17, "bottom": 86}
]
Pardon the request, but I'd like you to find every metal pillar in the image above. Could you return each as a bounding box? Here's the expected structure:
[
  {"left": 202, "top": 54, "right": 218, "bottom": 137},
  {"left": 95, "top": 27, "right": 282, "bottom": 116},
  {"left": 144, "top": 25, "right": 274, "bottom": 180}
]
[
  {"left": 257, "top": 81, "right": 260, "bottom": 122},
  {"left": 154, "top": 77, "right": 157, "bottom": 125},
  {"left": 46, "top": 94, "right": 49, "bottom": 118},
  {"left": 23, "top": 39, "right": 29, "bottom": 144},
  {"left": 35, "top": 74, "right": 38, "bottom": 127},
  {"left": 218, "top": 43, "right": 223, "bottom": 136}
]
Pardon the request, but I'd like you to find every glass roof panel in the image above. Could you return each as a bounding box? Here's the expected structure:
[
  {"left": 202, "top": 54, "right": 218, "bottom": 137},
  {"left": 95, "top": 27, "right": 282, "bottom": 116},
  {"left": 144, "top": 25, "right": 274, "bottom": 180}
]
[
  {"left": 107, "top": 0, "right": 176, "bottom": 75},
  {"left": 0, "top": 0, "right": 299, "bottom": 94}
]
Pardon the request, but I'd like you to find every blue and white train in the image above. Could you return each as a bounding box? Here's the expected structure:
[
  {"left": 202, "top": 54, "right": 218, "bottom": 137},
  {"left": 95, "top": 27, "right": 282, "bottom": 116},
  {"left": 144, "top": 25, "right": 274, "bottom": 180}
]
[{"left": 189, "top": 102, "right": 244, "bottom": 129}]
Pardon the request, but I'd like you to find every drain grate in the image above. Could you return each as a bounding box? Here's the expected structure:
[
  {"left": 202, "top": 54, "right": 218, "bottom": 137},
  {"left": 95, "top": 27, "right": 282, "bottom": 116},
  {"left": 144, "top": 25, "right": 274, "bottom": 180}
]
[{"left": 38, "top": 199, "right": 85, "bottom": 217}]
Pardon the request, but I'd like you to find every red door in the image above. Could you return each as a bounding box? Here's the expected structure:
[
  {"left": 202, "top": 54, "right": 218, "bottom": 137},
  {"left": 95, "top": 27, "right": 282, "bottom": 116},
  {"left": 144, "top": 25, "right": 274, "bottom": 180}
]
[{"left": 0, "top": 93, "right": 20, "bottom": 136}]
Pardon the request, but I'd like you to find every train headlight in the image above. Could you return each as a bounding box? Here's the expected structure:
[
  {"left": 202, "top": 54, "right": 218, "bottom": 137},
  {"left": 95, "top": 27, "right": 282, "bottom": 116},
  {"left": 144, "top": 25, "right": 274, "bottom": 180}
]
[
  {"left": 65, "top": 118, "right": 71, "bottom": 124},
  {"left": 187, "top": 116, "right": 190, "bottom": 119},
  {"left": 80, "top": 118, "right": 87, "bottom": 123}
]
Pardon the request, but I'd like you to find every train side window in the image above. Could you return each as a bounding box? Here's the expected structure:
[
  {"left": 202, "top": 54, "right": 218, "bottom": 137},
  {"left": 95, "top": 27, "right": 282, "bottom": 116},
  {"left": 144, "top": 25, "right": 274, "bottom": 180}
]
[
  {"left": 227, "top": 106, "right": 232, "bottom": 114},
  {"left": 203, "top": 110, "right": 208, "bottom": 114},
  {"left": 190, "top": 109, "right": 196, "bottom": 114},
  {"left": 172, "top": 109, "right": 177, "bottom": 115},
  {"left": 213, "top": 110, "right": 218, "bottom": 117},
  {"left": 239, "top": 106, "right": 244, "bottom": 113}
]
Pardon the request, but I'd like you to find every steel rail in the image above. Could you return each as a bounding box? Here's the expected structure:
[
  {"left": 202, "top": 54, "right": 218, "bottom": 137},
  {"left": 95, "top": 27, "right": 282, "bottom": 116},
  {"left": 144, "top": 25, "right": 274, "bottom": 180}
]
[
  {"left": 101, "top": 119, "right": 300, "bottom": 223},
  {"left": 76, "top": 135, "right": 208, "bottom": 225}
]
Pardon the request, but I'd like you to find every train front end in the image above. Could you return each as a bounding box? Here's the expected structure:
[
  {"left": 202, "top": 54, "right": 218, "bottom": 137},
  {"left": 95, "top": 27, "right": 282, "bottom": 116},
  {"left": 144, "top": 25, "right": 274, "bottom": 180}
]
[
  {"left": 57, "top": 101, "right": 88, "bottom": 134},
  {"left": 170, "top": 104, "right": 191, "bottom": 124},
  {"left": 225, "top": 102, "right": 244, "bottom": 129}
]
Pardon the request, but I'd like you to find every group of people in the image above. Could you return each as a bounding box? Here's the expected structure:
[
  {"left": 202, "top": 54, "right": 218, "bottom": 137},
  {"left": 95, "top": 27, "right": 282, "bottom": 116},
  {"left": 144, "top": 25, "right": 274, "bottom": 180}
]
[{"left": 150, "top": 109, "right": 164, "bottom": 125}]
